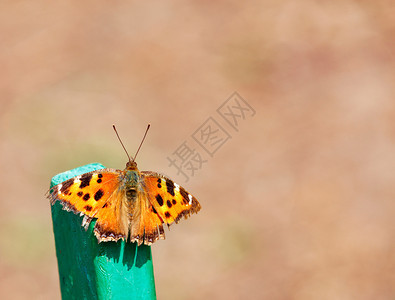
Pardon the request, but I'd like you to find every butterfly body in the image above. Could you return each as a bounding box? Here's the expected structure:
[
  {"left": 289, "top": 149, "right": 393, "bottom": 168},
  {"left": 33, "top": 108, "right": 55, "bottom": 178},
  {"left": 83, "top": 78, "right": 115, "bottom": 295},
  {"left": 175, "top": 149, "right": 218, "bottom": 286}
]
[{"left": 49, "top": 161, "right": 201, "bottom": 246}]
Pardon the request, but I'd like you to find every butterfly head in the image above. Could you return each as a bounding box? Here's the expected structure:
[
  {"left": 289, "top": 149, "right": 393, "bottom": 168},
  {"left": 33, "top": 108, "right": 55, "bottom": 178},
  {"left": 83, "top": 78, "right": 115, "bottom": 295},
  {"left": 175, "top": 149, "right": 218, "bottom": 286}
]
[{"left": 125, "top": 160, "right": 138, "bottom": 171}]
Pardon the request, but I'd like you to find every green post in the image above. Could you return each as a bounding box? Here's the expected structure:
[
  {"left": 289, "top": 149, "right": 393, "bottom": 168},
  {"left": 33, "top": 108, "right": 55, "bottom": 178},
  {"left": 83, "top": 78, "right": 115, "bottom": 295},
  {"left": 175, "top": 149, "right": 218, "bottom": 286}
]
[{"left": 50, "top": 163, "right": 156, "bottom": 300}]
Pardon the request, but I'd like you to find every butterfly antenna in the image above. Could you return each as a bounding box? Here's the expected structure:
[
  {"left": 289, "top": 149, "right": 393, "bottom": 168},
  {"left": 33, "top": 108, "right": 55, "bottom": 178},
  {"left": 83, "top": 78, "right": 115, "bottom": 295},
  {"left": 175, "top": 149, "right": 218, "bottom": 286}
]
[
  {"left": 132, "top": 124, "right": 150, "bottom": 162},
  {"left": 112, "top": 125, "right": 132, "bottom": 163}
]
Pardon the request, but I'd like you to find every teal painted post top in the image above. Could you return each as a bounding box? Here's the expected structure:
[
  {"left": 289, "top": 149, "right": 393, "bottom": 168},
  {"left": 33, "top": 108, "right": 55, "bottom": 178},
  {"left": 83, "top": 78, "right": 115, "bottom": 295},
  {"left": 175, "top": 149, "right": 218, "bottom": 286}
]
[{"left": 50, "top": 163, "right": 157, "bottom": 300}]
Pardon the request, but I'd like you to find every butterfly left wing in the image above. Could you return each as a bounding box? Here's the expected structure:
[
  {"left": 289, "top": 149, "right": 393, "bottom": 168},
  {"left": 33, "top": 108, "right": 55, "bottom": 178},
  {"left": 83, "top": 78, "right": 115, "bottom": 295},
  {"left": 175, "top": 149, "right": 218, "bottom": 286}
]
[
  {"left": 141, "top": 171, "right": 201, "bottom": 227},
  {"left": 48, "top": 169, "right": 130, "bottom": 242}
]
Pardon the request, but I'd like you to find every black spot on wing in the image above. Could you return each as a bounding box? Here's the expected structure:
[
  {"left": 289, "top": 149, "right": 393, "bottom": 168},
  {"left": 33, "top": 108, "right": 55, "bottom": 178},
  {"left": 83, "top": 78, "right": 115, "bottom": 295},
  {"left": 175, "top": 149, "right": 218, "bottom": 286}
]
[
  {"left": 172, "top": 199, "right": 177, "bottom": 205},
  {"left": 77, "top": 191, "right": 83, "bottom": 197},
  {"left": 84, "top": 205, "right": 92, "bottom": 212},
  {"left": 94, "top": 189, "right": 104, "bottom": 201},
  {"left": 165, "top": 211, "right": 171, "bottom": 218},
  {"left": 79, "top": 173, "right": 92, "bottom": 189},
  {"left": 60, "top": 178, "right": 74, "bottom": 193},
  {"left": 156, "top": 194, "right": 164, "bottom": 206},
  {"left": 166, "top": 200, "right": 172, "bottom": 208},
  {"left": 83, "top": 193, "right": 90, "bottom": 201},
  {"left": 166, "top": 179, "right": 175, "bottom": 196},
  {"left": 179, "top": 187, "right": 190, "bottom": 205}
]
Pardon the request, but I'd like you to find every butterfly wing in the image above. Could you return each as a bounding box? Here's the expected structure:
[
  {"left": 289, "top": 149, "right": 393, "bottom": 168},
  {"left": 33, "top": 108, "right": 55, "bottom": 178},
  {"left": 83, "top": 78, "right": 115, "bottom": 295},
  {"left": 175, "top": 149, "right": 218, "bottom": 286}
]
[
  {"left": 48, "top": 168, "right": 130, "bottom": 242},
  {"left": 128, "top": 187, "right": 166, "bottom": 246},
  {"left": 141, "top": 171, "right": 201, "bottom": 227},
  {"left": 127, "top": 171, "right": 201, "bottom": 246}
]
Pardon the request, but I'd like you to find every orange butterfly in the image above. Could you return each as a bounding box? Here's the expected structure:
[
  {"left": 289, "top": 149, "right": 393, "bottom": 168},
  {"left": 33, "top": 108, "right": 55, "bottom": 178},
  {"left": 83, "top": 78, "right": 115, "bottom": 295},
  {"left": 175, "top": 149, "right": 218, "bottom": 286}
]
[{"left": 48, "top": 125, "right": 201, "bottom": 246}]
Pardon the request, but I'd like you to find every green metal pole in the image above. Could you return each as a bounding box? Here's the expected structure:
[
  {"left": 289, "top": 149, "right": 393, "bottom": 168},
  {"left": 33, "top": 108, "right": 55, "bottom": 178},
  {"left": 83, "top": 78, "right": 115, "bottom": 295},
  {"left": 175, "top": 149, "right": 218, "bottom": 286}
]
[{"left": 50, "top": 163, "right": 156, "bottom": 300}]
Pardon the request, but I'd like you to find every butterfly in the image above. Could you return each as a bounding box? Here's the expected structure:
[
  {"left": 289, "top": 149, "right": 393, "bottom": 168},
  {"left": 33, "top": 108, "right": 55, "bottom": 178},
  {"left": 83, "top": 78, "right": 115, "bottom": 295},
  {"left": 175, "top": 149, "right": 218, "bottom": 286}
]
[{"left": 48, "top": 125, "right": 201, "bottom": 246}]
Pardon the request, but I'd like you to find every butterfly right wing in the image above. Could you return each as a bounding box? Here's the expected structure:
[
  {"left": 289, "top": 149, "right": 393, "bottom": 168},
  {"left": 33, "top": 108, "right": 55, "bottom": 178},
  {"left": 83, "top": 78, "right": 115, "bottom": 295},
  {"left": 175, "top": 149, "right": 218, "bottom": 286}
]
[
  {"left": 128, "top": 187, "right": 166, "bottom": 246},
  {"left": 141, "top": 171, "right": 201, "bottom": 226},
  {"left": 127, "top": 171, "right": 201, "bottom": 246}
]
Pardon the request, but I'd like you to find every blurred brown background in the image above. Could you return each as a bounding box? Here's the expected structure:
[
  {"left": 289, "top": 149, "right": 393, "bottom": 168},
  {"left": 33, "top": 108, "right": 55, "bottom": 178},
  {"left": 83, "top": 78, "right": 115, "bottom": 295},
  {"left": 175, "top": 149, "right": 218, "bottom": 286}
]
[{"left": 0, "top": 1, "right": 394, "bottom": 299}]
